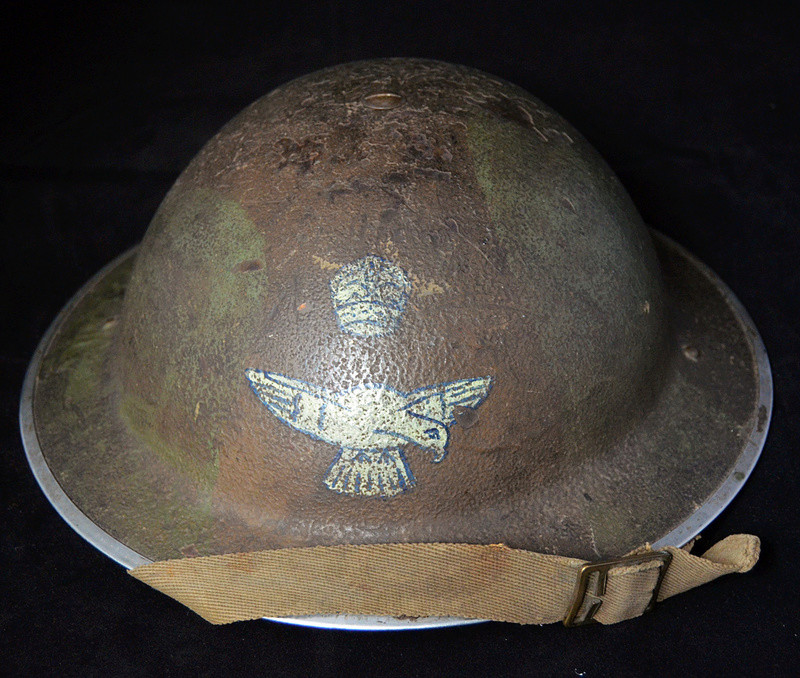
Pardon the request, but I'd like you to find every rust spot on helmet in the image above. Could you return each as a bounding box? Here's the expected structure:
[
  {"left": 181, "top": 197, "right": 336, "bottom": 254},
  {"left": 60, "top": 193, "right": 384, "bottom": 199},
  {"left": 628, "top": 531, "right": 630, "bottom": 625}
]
[
  {"left": 235, "top": 259, "right": 263, "bottom": 273},
  {"left": 453, "top": 406, "right": 479, "bottom": 429},
  {"left": 180, "top": 544, "right": 200, "bottom": 558}
]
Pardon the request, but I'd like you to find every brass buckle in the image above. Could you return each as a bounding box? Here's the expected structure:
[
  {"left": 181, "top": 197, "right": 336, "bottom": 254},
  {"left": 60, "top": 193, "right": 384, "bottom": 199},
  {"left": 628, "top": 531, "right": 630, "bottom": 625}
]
[{"left": 563, "top": 550, "right": 673, "bottom": 627}]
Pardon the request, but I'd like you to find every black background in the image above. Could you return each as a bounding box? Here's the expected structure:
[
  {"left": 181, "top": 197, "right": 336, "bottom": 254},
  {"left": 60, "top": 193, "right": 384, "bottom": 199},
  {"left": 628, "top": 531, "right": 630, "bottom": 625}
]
[{"left": 2, "top": 2, "right": 799, "bottom": 675}]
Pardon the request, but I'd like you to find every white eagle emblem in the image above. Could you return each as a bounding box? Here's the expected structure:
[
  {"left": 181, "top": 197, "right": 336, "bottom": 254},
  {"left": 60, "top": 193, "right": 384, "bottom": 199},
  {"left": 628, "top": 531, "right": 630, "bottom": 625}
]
[{"left": 245, "top": 369, "right": 493, "bottom": 498}]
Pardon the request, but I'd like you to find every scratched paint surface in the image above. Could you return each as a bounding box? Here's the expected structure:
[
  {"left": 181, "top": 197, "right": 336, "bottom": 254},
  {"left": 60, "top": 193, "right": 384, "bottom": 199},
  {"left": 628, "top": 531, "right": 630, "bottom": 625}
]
[
  {"left": 30, "top": 60, "right": 763, "bottom": 562},
  {"left": 330, "top": 256, "right": 411, "bottom": 337},
  {"left": 245, "top": 369, "right": 492, "bottom": 497}
]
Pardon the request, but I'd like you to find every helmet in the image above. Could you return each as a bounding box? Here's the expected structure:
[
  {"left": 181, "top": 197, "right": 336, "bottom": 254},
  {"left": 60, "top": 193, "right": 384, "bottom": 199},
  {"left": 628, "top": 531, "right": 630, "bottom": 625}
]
[{"left": 21, "top": 59, "right": 771, "bottom": 628}]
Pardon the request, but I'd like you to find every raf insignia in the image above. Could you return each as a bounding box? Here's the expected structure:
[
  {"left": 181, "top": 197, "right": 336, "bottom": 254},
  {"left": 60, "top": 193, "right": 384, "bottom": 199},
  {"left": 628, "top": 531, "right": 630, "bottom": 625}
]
[
  {"left": 330, "top": 255, "right": 411, "bottom": 337},
  {"left": 245, "top": 369, "right": 493, "bottom": 498}
]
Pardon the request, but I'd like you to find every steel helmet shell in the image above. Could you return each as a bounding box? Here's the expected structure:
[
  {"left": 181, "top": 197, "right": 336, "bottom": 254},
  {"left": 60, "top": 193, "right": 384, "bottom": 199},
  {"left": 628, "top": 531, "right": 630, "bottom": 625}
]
[{"left": 23, "top": 60, "right": 771, "bottom": 594}]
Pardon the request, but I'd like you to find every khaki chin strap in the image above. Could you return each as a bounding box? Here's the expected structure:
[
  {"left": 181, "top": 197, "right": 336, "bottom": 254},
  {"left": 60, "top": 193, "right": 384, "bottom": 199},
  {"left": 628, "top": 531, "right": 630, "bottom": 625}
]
[{"left": 129, "top": 534, "right": 759, "bottom": 626}]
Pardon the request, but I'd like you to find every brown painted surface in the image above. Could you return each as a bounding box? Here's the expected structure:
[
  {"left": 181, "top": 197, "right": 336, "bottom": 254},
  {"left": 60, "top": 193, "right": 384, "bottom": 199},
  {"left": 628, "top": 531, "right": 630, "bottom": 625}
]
[{"left": 33, "top": 60, "right": 761, "bottom": 561}]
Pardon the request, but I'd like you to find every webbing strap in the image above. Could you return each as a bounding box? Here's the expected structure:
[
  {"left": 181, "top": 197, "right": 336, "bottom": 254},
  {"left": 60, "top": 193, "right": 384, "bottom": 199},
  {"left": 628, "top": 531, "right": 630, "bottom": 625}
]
[{"left": 129, "top": 534, "right": 759, "bottom": 625}]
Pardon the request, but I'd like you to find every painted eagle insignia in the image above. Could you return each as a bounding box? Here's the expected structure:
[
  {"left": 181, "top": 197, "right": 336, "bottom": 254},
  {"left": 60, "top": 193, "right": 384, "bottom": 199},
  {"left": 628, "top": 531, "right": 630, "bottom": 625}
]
[{"left": 245, "top": 369, "right": 493, "bottom": 498}]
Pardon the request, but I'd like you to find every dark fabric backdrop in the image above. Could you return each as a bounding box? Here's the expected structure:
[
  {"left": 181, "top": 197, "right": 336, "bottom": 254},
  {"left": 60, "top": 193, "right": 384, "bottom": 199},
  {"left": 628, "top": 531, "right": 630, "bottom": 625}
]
[{"left": 2, "top": 2, "right": 798, "bottom": 675}]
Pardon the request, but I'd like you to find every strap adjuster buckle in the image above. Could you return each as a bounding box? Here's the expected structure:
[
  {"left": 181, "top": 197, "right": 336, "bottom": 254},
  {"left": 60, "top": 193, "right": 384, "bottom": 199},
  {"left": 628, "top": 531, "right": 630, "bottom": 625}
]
[{"left": 563, "top": 550, "right": 673, "bottom": 627}]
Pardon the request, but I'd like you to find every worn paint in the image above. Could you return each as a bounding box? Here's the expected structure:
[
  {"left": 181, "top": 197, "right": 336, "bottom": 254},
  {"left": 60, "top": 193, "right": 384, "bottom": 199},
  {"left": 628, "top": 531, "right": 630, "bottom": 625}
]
[
  {"left": 330, "top": 256, "right": 411, "bottom": 337},
  {"left": 245, "top": 369, "right": 492, "bottom": 497},
  {"left": 312, "top": 254, "right": 341, "bottom": 272},
  {"left": 466, "top": 110, "right": 670, "bottom": 452},
  {"left": 120, "top": 188, "right": 268, "bottom": 492},
  {"left": 35, "top": 254, "right": 217, "bottom": 559},
  {"left": 29, "top": 60, "right": 766, "bottom": 563}
]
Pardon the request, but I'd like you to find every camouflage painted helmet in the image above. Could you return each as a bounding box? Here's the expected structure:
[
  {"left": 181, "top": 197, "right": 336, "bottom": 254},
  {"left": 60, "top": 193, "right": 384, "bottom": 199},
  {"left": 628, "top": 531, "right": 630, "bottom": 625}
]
[{"left": 22, "top": 59, "right": 771, "bottom": 628}]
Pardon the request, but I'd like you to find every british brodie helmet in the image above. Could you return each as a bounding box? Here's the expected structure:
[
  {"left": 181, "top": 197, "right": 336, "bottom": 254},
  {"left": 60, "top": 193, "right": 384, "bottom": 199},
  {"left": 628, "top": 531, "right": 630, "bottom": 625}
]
[{"left": 22, "top": 59, "right": 772, "bottom": 629}]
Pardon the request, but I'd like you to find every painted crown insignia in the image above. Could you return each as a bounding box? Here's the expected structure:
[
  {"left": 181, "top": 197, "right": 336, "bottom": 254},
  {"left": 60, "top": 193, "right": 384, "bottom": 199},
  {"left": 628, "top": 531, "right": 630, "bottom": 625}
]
[{"left": 330, "top": 255, "right": 411, "bottom": 337}]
